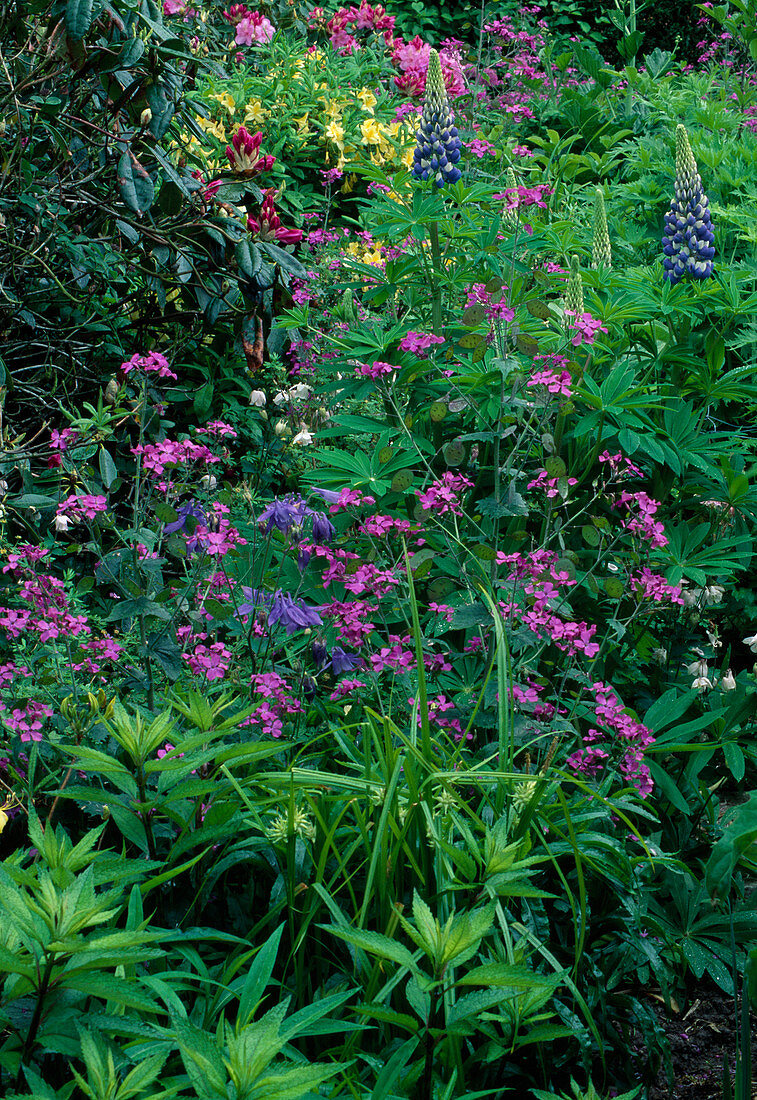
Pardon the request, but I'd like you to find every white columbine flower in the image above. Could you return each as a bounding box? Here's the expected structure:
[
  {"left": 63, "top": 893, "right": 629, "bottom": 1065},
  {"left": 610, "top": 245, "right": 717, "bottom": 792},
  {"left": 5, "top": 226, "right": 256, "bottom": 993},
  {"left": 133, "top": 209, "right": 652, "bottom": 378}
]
[
  {"left": 721, "top": 669, "right": 737, "bottom": 691},
  {"left": 692, "top": 676, "right": 714, "bottom": 693},
  {"left": 685, "top": 659, "right": 708, "bottom": 678},
  {"left": 289, "top": 382, "right": 312, "bottom": 400},
  {"left": 292, "top": 426, "right": 313, "bottom": 446},
  {"left": 743, "top": 634, "right": 757, "bottom": 654},
  {"left": 249, "top": 389, "right": 267, "bottom": 407}
]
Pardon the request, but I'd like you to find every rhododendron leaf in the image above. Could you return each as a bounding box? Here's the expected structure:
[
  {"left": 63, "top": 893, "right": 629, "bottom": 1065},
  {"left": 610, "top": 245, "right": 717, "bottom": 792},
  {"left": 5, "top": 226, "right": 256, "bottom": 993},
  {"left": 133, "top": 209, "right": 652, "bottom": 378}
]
[
  {"left": 117, "top": 151, "right": 155, "bottom": 215},
  {"left": 236, "top": 239, "right": 263, "bottom": 279},
  {"left": 259, "top": 242, "right": 307, "bottom": 278},
  {"left": 66, "top": 0, "right": 97, "bottom": 39}
]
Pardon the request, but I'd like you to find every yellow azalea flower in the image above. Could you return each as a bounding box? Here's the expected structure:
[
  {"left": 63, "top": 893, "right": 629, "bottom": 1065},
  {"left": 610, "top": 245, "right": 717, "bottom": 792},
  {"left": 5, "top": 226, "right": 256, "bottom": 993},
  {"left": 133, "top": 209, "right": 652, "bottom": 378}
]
[
  {"left": 211, "top": 91, "right": 236, "bottom": 114},
  {"left": 293, "top": 113, "right": 311, "bottom": 134},
  {"left": 360, "top": 117, "right": 382, "bottom": 145},
  {"left": 325, "top": 120, "right": 345, "bottom": 149},
  {"left": 244, "top": 99, "right": 267, "bottom": 125},
  {"left": 358, "top": 87, "right": 377, "bottom": 112},
  {"left": 401, "top": 146, "right": 415, "bottom": 170}
]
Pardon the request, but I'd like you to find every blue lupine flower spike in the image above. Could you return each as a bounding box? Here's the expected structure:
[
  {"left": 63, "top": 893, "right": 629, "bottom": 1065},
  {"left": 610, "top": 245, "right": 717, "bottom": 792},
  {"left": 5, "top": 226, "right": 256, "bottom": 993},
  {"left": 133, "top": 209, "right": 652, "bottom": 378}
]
[
  {"left": 662, "top": 125, "right": 715, "bottom": 284},
  {"left": 411, "top": 49, "right": 463, "bottom": 188}
]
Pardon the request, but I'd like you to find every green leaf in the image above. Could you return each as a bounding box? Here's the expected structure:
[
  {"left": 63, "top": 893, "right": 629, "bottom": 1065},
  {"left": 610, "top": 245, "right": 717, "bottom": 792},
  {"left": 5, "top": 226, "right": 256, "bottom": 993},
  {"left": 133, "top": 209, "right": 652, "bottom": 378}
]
[
  {"left": 118, "top": 151, "right": 155, "bottom": 215},
  {"left": 324, "top": 925, "right": 422, "bottom": 975},
  {"left": 66, "top": 0, "right": 97, "bottom": 38},
  {"left": 98, "top": 447, "right": 117, "bottom": 489},
  {"left": 705, "top": 791, "right": 757, "bottom": 900},
  {"left": 174, "top": 1019, "right": 228, "bottom": 1097}
]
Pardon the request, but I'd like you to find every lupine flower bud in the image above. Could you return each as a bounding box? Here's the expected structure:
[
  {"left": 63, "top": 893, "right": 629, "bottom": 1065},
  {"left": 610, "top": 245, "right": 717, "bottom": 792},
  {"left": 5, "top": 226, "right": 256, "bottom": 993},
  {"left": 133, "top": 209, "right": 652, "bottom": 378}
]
[
  {"left": 662, "top": 124, "right": 715, "bottom": 284},
  {"left": 591, "top": 188, "right": 611, "bottom": 269},
  {"left": 565, "top": 255, "right": 584, "bottom": 316},
  {"left": 411, "top": 49, "right": 462, "bottom": 188}
]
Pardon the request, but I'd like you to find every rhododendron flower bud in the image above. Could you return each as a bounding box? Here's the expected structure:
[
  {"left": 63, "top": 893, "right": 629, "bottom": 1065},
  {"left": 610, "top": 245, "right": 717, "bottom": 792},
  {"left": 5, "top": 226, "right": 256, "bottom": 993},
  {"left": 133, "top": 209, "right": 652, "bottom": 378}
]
[
  {"left": 226, "top": 127, "right": 276, "bottom": 176},
  {"left": 411, "top": 49, "right": 462, "bottom": 188},
  {"left": 247, "top": 190, "right": 302, "bottom": 244},
  {"left": 662, "top": 124, "right": 715, "bottom": 284}
]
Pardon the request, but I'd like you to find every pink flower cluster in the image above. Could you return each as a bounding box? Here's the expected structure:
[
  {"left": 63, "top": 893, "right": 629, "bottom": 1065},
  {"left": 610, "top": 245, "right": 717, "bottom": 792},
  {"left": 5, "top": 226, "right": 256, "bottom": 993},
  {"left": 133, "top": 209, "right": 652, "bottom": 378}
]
[
  {"left": 464, "top": 284, "right": 515, "bottom": 325},
  {"left": 56, "top": 494, "right": 108, "bottom": 523},
  {"left": 631, "top": 568, "right": 683, "bottom": 605},
  {"left": 416, "top": 473, "right": 473, "bottom": 517},
  {"left": 400, "top": 331, "right": 445, "bottom": 355},
  {"left": 392, "top": 37, "right": 466, "bottom": 97},
  {"left": 183, "top": 636, "right": 232, "bottom": 681},
  {"left": 121, "top": 351, "right": 177, "bottom": 380},
  {"left": 498, "top": 551, "right": 600, "bottom": 660},
  {"left": 613, "top": 490, "right": 668, "bottom": 549},
  {"left": 235, "top": 10, "right": 275, "bottom": 44},
  {"left": 247, "top": 671, "right": 303, "bottom": 737},
  {"left": 355, "top": 360, "right": 395, "bottom": 379},
  {"left": 598, "top": 451, "right": 643, "bottom": 480},
  {"left": 132, "top": 437, "right": 221, "bottom": 479},
  {"left": 322, "top": 0, "right": 395, "bottom": 54},
  {"left": 495, "top": 184, "right": 552, "bottom": 209},
  {"left": 3, "top": 699, "right": 53, "bottom": 743},
  {"left": 527, "top": 368, "right": 572, "bottom": 397},
  {"left": 189, "top": 503, "right": 247, "bottom": 558},
  {"left": 527, "top": 470, "right": 578, "bottom": 499},
  {"left": 564, "top": 310, "right": 608, "bottom": 347},
  {"left": 50, "top": 427, "right": 78, "bottom": 451},
  {"left": 566, "top": 681, "right": 655, "bottom": 798}
]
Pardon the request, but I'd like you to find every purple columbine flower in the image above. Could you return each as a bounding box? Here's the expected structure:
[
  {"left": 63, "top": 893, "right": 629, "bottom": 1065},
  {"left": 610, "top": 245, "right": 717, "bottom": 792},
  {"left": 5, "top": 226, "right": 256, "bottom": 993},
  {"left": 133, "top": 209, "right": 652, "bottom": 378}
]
[
  {"left": 257, "top": 495, "right": 309, "bottom": 534},
  {"left": 311, "top": 511, "right": 336, "bottom": 544},
  {"left": 411, "top": 49, "right": 462, "bottom": 189},
  {"left": 268, "top": 590, "right": 323, "bottom": 635},
  {"left": 164, "top": 500, "right": 206, "bottom": 535},
  {"left": 662, "top": 125, "right": 715, "bottom": 284},
  {"left": 236, "top": 587, "right": 271, "bottom": 617},
  {"left": 330, "top": 646, "right": 364, "bottom": 674}
]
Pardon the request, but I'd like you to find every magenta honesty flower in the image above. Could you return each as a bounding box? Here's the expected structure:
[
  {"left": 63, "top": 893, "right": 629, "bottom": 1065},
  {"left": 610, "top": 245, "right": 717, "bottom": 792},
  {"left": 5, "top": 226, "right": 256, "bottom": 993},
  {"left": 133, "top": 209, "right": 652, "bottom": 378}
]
[
  {"left": 50, "top": 427, "right": 78, "bottom": 451},
  {"left": 495, "top": 184, "right": 552, "bottom": 209},
  {"left": 226, "top": 127, "right": 276, "bottom": 176},
  {"left": 235, "top": 10, "right": 275, "bottom": 43},
  {"left": 121, "top": 351, "right": 177, "bottom": 380},
  {"left": 183, "top": 637, "right": 232, "bottom": 681},
  {"left": 3, "top": 699, "right": 53, "bottom": 742},
  {"left": 416, "top": 472, "right": 473, "bottom": 517},
  {"left": 631, "top": 568, "right": 684, "bottom": 605},
  {"left": 57, "top": 494, "right": 108, "bottom": 522},
  {"left": 355, "top": 360, "right": 395, "bottom": 378},
  {"left": 564, "top": 310, "right": 608, "bottom": 347},
  {"left": 247, "top": 190, "right": 302, "bottom": 244},
  {"left": 132, "top": 438, "right": 221, "bottom": 479},
  {"left": 527, "top": 368, "right": 572, "bottom": 397},
  {"left": 400, "top": 331, "right": 445, "bottom": 354},
  {"left": 527, "top": 470, "right": 578, "bottom": 499}
]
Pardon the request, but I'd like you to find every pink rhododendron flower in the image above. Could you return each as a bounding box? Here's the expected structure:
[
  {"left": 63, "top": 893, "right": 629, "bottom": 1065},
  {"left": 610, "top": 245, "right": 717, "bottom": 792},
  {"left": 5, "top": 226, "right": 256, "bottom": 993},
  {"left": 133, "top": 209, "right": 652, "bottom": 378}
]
[{"left": 235, "top": 11, "right": 275, "bottom": 44}]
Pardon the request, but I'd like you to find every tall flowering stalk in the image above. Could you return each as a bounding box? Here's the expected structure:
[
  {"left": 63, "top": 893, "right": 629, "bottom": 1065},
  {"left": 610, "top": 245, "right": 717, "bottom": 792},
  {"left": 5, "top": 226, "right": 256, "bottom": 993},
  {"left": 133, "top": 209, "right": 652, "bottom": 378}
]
[
  {"left": 662, "top": 124, "right": 715, "bottom": 284},
  {"left": 410, "top": 49, "right": 463, "bottom": 335},
  {"left": 411, "top": 49, "right": 462, "bottom": 189},
  {"left": 591, "top": 188, "right": 611, "bottom": 269}
]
